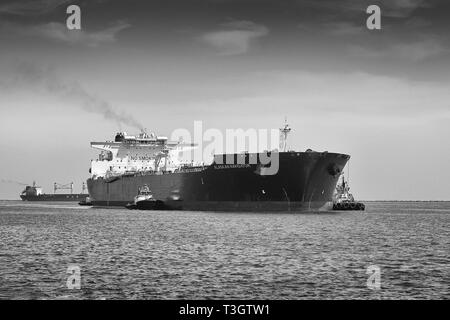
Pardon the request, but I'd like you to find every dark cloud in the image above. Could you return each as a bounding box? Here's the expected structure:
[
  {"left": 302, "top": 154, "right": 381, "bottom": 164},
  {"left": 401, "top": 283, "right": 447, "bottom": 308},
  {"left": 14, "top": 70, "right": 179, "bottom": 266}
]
[
  {"left": 3, "top": 20, "right": 131, "bottom": 46},
  {"left": 1, "top": 1, "right": 450, "bottom": 79},
  {"left": 296, "top": 0, "right": 434, "bottom": 18},
  {"left": 0, "top": 0, "right": 72, "bottom": 16},
  {"left": 201, "top": 20, "right": 269, "bottom": 55}
]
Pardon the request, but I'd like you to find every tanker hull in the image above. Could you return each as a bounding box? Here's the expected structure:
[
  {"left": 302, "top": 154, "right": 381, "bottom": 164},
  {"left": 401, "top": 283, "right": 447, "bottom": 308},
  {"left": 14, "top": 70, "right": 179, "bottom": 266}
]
[{"left": 87, "top": 151, "right": 350, "bottom": 212}]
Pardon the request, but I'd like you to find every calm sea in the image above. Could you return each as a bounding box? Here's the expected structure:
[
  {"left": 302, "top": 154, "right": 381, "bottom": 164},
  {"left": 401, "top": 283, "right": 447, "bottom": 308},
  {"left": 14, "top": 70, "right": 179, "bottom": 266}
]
[{"left": 0, "top": 201, "right": 448, "bottom": 300}]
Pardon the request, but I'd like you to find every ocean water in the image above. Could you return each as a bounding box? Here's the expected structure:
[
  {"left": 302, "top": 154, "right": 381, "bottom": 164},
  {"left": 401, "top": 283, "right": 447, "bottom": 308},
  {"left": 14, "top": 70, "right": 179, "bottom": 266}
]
[{"left": 0, "top": 201, "right": 448, "bottom": 300}]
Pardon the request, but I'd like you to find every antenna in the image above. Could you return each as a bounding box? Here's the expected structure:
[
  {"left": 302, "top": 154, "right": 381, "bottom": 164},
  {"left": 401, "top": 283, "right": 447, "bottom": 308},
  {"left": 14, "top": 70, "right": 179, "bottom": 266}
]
[
  {"left": 348, "top": 159, "right": 350, "bottom": 186},
  {"left": 279, "top": 117, "right": 292, "bottom": 152}
]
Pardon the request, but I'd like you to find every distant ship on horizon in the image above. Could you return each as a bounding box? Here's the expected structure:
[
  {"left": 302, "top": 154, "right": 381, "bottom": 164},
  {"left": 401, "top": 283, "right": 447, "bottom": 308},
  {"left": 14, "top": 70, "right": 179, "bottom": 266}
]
[{"left": 20, "top": 181, "right": 89, "bottom": 202}]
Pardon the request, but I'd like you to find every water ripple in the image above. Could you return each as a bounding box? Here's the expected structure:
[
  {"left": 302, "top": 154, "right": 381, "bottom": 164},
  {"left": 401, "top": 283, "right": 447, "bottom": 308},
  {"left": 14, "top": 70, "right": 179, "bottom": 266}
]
[{"left": 0, "top": 200, "right": 449, "bottom": 299}]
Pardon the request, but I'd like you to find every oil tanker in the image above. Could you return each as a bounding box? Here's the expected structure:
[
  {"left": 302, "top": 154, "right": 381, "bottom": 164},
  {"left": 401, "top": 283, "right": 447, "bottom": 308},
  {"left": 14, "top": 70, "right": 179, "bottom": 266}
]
[
  {"left": 87, "top": 122, "right": 350, "bottom": 211},
  {"left": 20, "top": 182, "right": 89, "bottom": 202}
]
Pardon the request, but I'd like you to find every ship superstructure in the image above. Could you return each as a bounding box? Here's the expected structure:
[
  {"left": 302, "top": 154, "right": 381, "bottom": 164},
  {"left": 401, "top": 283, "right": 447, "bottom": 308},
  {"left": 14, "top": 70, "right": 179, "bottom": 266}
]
[{"left": 90, "top": 130, "right": 195, "bottom": 180}]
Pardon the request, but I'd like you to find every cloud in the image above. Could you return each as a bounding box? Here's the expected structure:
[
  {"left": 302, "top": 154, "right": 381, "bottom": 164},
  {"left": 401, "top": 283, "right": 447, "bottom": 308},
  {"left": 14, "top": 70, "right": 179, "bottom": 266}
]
[
  {"left": 176, "top": 70, "right": 450, "bottom": 124},
  {"left": 6, "top": 20, "right": 131, "bottom": 47},
  {"left": 299, "top": 0, "right": 433, "bottom": 18},
  {"left": 298, "top": 21, "right": 365, "bottom": 36},
  {"left": 349, "top": 38, "right": 448, "bottom": 62},
  {"left": 0, "top": 0, "right": 72, "bottom": 16},
  {"left": 391, "top": 0, "right": 425, "bottom": 8},
  {"left": 201, "top": 20, "right": 269, "bottom": 55},
  {"left": 368, "top": 0, "right": 437, "bottom": 18},
  {"left": 327, "top": 22, "right": 365, "bottom": 36}
]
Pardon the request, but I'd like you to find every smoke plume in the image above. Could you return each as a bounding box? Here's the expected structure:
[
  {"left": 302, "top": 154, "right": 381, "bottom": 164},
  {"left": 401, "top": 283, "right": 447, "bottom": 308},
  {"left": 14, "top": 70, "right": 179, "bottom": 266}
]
[
  {"left": 1, "top": 179, "right": 29, "bottom": 186},
  {"left": 9, "top": 62, "right": 143, "bottom": 130}
]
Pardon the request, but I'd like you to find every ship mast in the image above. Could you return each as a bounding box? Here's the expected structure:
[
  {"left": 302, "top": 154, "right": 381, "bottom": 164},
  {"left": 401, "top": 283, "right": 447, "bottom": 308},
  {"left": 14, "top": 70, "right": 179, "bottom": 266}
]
[
  {"left": 54, "top": 182, "right": 74, "bottom": 194},
  {"left": 279, "top": 117, "right": 292, "bottom": 152}
]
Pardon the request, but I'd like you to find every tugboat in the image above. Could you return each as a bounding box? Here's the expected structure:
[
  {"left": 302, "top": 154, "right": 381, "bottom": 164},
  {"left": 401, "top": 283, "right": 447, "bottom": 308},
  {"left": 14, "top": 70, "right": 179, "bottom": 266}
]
[
  {"left": 125, "top": 185, "right": 165, "bottom": 210},
  {"left": 78, "top": 196, "right": 93, "bottom": 206},
  {"left": 332, "top": 176, "right": 365, "bottom": 211}
]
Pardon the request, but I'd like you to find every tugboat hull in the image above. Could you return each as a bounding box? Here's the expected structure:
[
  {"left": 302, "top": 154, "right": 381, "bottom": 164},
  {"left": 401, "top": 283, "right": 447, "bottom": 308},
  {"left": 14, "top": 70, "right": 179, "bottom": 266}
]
[{"left": 333, "top": 202, "right": 365, "bottom": 211}]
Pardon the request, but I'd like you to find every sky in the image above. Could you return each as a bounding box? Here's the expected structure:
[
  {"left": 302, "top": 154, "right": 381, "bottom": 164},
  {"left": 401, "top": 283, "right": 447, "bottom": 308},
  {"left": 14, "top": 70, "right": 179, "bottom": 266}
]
[{"left": 0, "top": 0, "right": 449, "bottom": 200}]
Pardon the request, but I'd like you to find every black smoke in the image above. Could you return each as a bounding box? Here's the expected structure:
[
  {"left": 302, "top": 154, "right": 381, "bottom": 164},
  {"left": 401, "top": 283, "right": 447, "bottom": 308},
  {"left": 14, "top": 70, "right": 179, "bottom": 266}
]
[{"left": 9, "top": 62, "right": 143, "bottom": 130}]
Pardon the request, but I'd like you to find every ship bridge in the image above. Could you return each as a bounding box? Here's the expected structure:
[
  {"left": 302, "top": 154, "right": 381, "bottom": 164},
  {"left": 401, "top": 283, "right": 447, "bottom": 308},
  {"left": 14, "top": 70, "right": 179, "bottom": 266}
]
[{"left": 90, "top": 131, "right": 197, "bottom": 178}]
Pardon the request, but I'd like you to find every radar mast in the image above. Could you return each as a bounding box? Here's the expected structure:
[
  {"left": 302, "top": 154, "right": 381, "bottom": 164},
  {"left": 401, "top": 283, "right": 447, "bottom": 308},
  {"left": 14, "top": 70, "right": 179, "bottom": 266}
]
[{"left": 279, "top": 117, "right": 292, "bottom": 152}]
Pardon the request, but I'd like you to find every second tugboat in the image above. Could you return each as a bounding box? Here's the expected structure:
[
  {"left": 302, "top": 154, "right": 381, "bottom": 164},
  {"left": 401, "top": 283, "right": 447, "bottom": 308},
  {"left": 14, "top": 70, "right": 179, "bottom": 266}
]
[
  {"left": 333, "top": 176, "right": 365, "bottom": 211},
  {"left": 126, "top": 185, "right": 165, "bottom": 210}
]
